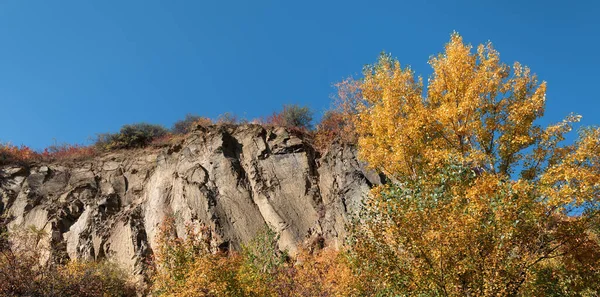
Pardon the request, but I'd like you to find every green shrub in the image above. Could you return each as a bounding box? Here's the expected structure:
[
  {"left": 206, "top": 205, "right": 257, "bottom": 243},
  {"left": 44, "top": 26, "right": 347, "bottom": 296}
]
[
  {"left": 172, "top": 114, "right": 209, "bottom": 135},
  {"left": 96, "top": 123, "right": 168, "bottom": 150}
]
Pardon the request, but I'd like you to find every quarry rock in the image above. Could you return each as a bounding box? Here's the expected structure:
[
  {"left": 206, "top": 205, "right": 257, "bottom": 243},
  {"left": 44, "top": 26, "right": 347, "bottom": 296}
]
[{"left": 0, "top": 124, "right": 380, "bottom": 275}]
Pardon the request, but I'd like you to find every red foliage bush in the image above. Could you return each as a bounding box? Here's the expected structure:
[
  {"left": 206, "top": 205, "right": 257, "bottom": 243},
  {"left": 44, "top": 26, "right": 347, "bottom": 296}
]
[
  {"left": 265, "top": 111, "right": 286, "bottom": 127},
  {"left": 42, "top": 144, "right": 97, "bottom": 162},
  {"left": 264, "top": 104, "right": 313, "bottom": 131},
  {"left": 1, "top": 142, "right": 98, "bottom": 165},
  {"left": 313, "top": 78, "right": 362, "bottom": 152},
  {"left": 314, "top": 111, "right": 349, "bottom": 151},
  {"left": 0, "top": 143, "right": 39, "bottom": 165}
]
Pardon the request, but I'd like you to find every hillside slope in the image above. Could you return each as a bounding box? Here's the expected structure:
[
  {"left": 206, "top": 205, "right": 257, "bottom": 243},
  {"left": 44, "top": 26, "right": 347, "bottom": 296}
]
[{"left": 0, "top": 124, "right": 380, "bottom": 275}]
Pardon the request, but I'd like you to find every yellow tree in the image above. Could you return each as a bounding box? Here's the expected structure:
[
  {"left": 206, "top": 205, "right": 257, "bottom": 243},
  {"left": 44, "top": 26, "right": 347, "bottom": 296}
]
[{"left": 349, "top": 33, "right": 600, "bottom": 296}]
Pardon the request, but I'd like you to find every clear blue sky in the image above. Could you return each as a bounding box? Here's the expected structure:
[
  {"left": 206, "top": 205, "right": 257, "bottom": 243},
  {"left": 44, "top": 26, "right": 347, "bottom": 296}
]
[{"left": 0, "top": 0, "right": 598, "bottom": 150}]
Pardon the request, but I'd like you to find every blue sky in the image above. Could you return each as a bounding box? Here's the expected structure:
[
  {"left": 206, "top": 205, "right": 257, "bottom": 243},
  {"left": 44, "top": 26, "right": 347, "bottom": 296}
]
[{"left": 0, "top": 0, "right": 598, "bottom": 150}]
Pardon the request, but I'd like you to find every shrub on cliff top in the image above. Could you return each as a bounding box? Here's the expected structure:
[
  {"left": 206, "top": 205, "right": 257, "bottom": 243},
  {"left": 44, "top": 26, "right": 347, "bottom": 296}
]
[
  {"left": 42, "top": 143, "right": 97, "bottom": 162},
  {"left": 0, "top": 143, "right": 38, "bottom": 165},
  {"left": 172, "top": 114, "right": 212, "bottom": 135},
  {"left": 216, "top": 112, "right": 239, "bottom": 125},
  {"left": 313, "top": 77, "right": 362, "bottom": 151},
  {"left": 95, "top": 123, "right": 168, "bottom": 150},
  {"left": 314, "top": 110, "right": 356, "bottom": 152},
  {"left": 266, "top": 104, "right": 313, "bottom": 130}
]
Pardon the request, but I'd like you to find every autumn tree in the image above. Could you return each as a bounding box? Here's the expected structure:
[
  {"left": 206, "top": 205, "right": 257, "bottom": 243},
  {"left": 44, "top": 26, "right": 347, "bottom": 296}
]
[{"left": 349, "top": 33, "right": 600, "bottom": 296}]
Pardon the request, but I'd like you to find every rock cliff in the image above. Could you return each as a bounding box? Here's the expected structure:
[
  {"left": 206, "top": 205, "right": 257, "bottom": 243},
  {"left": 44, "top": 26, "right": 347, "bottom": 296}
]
[{"left": 0, "top": 124, "right": 381, "bottom": 275}]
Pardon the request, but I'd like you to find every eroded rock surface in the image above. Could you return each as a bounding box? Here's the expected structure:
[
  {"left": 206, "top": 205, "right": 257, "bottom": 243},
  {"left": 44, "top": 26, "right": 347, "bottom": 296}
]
[{"left": 0, "top": 125, "right": 380, "bottom": 275}]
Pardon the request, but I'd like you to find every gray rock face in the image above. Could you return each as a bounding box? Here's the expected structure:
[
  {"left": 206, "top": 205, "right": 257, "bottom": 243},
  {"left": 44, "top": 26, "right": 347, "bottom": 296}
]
[{"left": 0, "top": 125, "right": 380, "bottom": 275}]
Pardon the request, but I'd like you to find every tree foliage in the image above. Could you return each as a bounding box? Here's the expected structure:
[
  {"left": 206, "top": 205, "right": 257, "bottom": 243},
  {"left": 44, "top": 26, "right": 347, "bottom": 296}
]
[
  {"left": 235, "top": 228, "right": 287, "bottom": 296},
  {"left": 349, "top": 33, "right": 600, "bottom": 296},
  {"left": 349, "top": 161, "right": 600, "bottom": 296}
]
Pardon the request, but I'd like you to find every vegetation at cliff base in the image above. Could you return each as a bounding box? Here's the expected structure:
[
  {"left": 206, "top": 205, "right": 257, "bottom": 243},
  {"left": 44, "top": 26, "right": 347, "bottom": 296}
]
[
  {"left": 149, "top": 217, "right": 352, "bottom": 297},
  {"left": 0, "top": 219, "right": 138, "bottom": 296}
]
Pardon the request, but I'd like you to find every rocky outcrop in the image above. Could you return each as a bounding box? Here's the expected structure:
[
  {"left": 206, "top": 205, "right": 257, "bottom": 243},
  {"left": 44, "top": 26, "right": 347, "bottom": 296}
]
[{"left": 0, "top": 124, "right": 380, "bottom": 275}]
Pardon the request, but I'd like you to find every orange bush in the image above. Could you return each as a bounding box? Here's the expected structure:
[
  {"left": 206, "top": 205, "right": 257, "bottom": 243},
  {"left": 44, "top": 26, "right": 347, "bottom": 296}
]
[
  {"left": 0, "top": 143, "right": 39, "bottom": 165},
  {"left": 270, "top": 248, "right": 357, "bottom": 297},
  {"left": 150, "top": 217, "right": 357, "bottom": 297},
  {"left": 313, "top": 78, "right": 362, "bottom": 152},
  {"left": 150, "top": 216, "right": 243, "bottom": 297},
  {"left": 41, "top": 144, "right": 97, "bottom": 162},
  {"left": 314, "top": 111, "right": 351, "bottom": 152}
]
